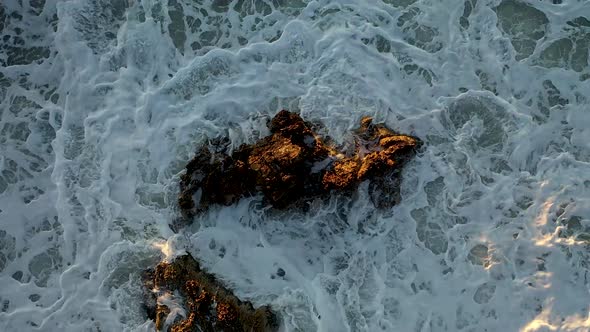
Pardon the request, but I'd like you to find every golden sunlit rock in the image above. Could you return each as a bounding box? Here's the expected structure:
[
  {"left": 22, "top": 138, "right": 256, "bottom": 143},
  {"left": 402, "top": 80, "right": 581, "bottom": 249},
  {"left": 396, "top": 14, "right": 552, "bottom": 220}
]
[
  {"left": 143, "top": 254, "right": 278, "bottom": 332},
  {"left": 178, "top": 110, "right": 421, "bottom": 219}
]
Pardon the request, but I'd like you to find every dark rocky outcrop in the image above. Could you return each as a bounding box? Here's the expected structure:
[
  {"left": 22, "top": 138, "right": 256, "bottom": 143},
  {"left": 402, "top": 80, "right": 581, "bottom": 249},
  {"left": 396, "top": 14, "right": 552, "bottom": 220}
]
[
  {"left": 144, "top": 110, "right": 421, "bottom": 331},
  {"left": 143, "top": 254, "right": 278, "bottom": 332},
  {"left": 179, "top": 110, "right": 421, "bottom": 219}
]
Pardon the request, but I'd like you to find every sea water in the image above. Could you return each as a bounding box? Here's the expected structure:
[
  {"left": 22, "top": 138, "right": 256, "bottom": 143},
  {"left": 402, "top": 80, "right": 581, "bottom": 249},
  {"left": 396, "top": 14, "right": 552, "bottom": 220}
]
[{"left": 0, "top": 0, "right": 589, "bottom": 331}]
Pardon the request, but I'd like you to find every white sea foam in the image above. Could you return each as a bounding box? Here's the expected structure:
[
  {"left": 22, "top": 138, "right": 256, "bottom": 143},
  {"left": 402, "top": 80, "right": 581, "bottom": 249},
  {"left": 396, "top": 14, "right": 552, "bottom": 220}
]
[{"left": 0, "top": 0, "right": 589, "bottom": 331}]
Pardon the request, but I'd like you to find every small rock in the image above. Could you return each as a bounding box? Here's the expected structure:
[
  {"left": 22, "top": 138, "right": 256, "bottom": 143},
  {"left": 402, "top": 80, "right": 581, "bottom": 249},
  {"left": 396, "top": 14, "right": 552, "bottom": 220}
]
[{"left": 143, "top": 254, "right": 278, "bottom": 332}]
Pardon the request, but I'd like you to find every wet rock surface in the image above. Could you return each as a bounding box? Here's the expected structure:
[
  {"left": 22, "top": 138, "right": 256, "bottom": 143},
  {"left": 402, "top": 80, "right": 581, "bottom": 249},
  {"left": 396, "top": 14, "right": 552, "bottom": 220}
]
[
  {"left": 144, "top": 111, "right": 420, "bottom": 331},
  {"left": 179, "top": 110, "right": 421, "bottom": 219},
  {"left": 143, "top": 254, "right": 278, "bottom": 332}
]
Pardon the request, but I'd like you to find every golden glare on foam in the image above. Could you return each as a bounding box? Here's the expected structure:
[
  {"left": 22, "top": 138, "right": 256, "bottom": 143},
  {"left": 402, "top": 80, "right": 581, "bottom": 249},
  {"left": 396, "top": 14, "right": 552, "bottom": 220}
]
[
  {"left": 532, "top": 198, "right": 587, "bottom": 248},
  {"left": 533, "top": 271, "right": 553, "bottom": 290},
  {"left": 153, "top": 241, "right": 174, "bottom": 262},
  {"left": 521, "top": 299, "right": 558, "bottom": 332},
  {"left": 532, "top": 230, "right": 587, "bottom": 248},
  {"left": 531, "top": 197, "right": 557, "bottom": 247},
  {"left": 519, "top": 196, "right": 590, "bottom": 332},
  {"left": 561, "top": 313, "right": 590, "bottom": 330},
  {"left": 521, "top": 313, "right": 557, "bottom": 331},
  {"left": 535, "top": 198, "right": 555, "bottom": 228},
  {"left": 483, "top": 259, "right": 499, "bottom": 271}
]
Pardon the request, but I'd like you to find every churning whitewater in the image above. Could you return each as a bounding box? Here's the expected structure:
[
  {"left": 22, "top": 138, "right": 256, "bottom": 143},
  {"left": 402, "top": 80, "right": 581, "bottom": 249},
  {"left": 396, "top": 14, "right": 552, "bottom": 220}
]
[{"left": 0, "top": 0, "right": 589, "bottom": 331}]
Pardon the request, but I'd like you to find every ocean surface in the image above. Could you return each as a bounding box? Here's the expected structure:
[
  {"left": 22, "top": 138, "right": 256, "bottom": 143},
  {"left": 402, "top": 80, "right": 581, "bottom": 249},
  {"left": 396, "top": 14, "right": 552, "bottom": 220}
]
[{"left": 1, "top": 0, "right": 589, "bottom": 331}]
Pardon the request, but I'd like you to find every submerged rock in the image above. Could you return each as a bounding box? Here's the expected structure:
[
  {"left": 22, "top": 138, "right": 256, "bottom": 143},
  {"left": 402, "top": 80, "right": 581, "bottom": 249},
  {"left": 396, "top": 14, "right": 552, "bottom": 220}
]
[
  {"left": 143, "top": 254, "right": 278, "bottom": 332},
  {"left": 179, "top": 110, "right": 421, "bottom": 218}
]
